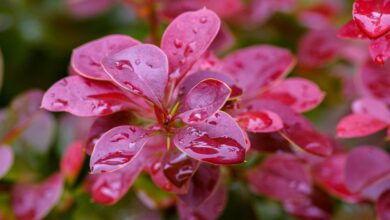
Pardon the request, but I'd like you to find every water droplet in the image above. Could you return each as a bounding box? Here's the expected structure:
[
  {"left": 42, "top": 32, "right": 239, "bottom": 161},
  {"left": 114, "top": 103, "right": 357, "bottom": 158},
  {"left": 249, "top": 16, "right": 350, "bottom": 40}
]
[
  {"left": 53, "top": 99, "right": 68, "bottom": 108},
  {"left": 123, "top": 82, "right": 143, "bottom": 95},
  {"left": 375, "top": 55, "right": 385, "bottom": 65},
  {"left": 184, "top": 42, "right": 196, "bottom": 56},
  {"left": 134, "top": 59, "right": 141, "bottom": 65},
  {"left": 199, "top": 16, "right": 208, "bottom": 24},
  {"left": 110, "top": 133, "right": 129, "bottom": 142},
  {"left": 151, "top": 162, "right": 161, "bottom": 174},
  {"left": 60, "top": 79, "right": 68, "bottom": 86},
  {"left": 192, "top": 27, "right": 199, "bottom": 34},
  {"left": 174, "top": 39, "right": 183, "bottom": 48},
  {"left": 115, "top": 60, "right": 133, "bottom": 71},
  {"left": 179, "top": 58, "right": 187, "bottom": 65},
  {"left": 93, "top": 152, "right": 134, "bottom": 173}
]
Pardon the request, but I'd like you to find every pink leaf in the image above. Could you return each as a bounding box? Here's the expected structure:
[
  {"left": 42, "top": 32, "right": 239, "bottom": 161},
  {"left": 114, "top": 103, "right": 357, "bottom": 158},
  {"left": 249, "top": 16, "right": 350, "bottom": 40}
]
[
  {"left": 247, "top": 153, "right": 311, "bottom": 202},
  {"left": 338, "top": 20, "right": 368, "bottom": 39},
  {"left": 178, "top": 183, "right": 227, "bottom": 220},
  {"left": 60, "top": 141, "right": 85, "bottom": 183},
  {"left": 71, "top": 34, "right": 139, "bottom": 80},
  {"left": 336, "top": 113, "right": 388, "bottom": 138},
  {"left": 352, "top": 98, "right": 390, "bottom": 123},
  {"left": 298, "top": 29, "right": 342, "bottom": 68},
  {"left": 90, "top": 125, "right": 150, "bottom": 174},
  {"left": 222, "top": 45, "right": 296, "bottom": 100},
  {"left": 352, "top": 0, "right": 390, "bottom": 39},
  {"left": 0, "top": 145, "right": 13, "bottom": 179},
  {"left": 345, "top": 146, "right": 390, "bottom": 193},
  {"left": 359, "top": 60, "right": 390, "bottom": 104},
  {"left": 262, "top": 77, "right": 325, "bottom": 112},
  {"left": 42, "top": 75, "right": 139, "bottom": 116},
  {"left": 86, "top": 112, "right": 133, "bottom": 155},
  {"left": 101, "top": 44, "right": 169, "bottom": 107},
  {"left": 312, "top": 154, "right": 361, "bottom": 202},
  {"left": 12, "top": 173, "right": 63, "bottom": 220},
  {"left": 66, "top": 0, "right": 113, "bottom": 18},
  {"left": 178, "top": 164, "right": 220, "bottom": 208},
  {"left": 176, "top": 79, "right": 231, "bottom": 124},
  {"left": 370, "top": 34, "right": 390, "bottom": 64},
  {"left": 174, "top": 111, "right": 249, "bottom": 165},
  {"left": 377, "top": 190, "right": 390, "bottom": 220},
  {"left": 161, "top": 148, "right": 199, "bottom": 188},
  {"left": 161, "top": 8, "right": 221, "bottom": 79},
  {"left": 236, "top": 111, "right": 283, "bottom": 133},
  {"left": 246, "top": 99, "right": 332, "bottom": 156},
  {"left": 176, "top": 70, "right": 241, "bottom": 100}
]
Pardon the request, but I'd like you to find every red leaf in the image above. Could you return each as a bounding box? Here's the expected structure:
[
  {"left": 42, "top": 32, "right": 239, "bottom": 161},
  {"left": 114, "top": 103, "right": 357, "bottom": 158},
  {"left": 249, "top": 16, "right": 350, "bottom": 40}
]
[
  {"left": 90, "top": 125, "right": 150, "bottom": 174},
  {"left": 178, "top": 164, "right": 220, "bottom": 208},
  {"left": 262, "top": 77, "right": 325, "bottom": 112},
  {"left": 71, "top": 34, "right": 139, "bottom": 80},
  {"left": 352, "top": 0, "right": 390, "bottom": 39},
  {"left": 236, "top": 111, "right": 283, "bottom": 133},
  {"left": 377, "top": 190, "right": 390, "bottom": 220},
  {"left": 247, "top": 154, "right": 311, "bottom": 202},
  {"left": 298, "top": 29, "right": 342, "bottom": 68},
  {"left": 336, "top": 113, "right": 388, "bottom": 138},
  {"left": 338, "top": 20, "right": 368, "bottom": 39},
  {"left": 246, "top": 99, "right": 332, "bottom": 156},
  {"left": 222, "top": 45, "right": 295, "bottom": 100},
  {"left": 42, "top": 75, "right": 138, "bottom": 117},
  {"left": 0, "top": 145, "right": 13, "bottom": 179},
  {"left": 12, "top": 173, "right": 63, "bottom": 220},
  {"left": 178, "top": 183, "right": 227, "bottom": 220},
  {"left": 161, "top": 8, "right": 221, "bottom": 79},
  {"left": 352, "top": 98, "right": 390, "bottom": 123},
  {"left": 176, "top": 70, "right": 241, "bottom": 100},
  {"left": 66, "top": 0, "right": 113, "bottom": 18},
  {"left": 60, "top": 141, "right": 85, "bottom": 183},
  {"left": 176, "top": 79, "right": 231, "bottom": 124},
  {"left": 283, "top": 188, "right": 333, "bottom": 220},
  {"left": 312, "top": 154, "right": 362, "bottom": 202},
  {"left": 85, "top": 112, "right": 133, "bottom": 155},
  {"left": 370, "top": 34, "right": 390, "bottom": 64},
  {"left": 101, "top": 44, "right": 169, "bottom": 107},
  {"left": 161, "top": 148, "right": 199, "bottom": 188},
  {"left": 174, "top": 111, "right": 249, "bottom": 165},
  {"left": 345, "top": 146, "right": 390, "bottom": 193},
  {"left": 359, "top": 60, "right": 390, "bottom": 104}
]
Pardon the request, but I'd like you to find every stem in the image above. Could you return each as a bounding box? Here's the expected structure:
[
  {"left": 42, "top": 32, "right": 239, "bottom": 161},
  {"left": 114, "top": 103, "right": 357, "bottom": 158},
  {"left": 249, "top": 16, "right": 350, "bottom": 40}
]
[{"left": 147, "top": 0, "right": 159, "bottom": 45}]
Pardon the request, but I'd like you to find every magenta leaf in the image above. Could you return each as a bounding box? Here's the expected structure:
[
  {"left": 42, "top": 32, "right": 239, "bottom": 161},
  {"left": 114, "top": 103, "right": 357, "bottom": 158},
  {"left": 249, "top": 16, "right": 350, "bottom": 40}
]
[
  {"left": 312, "top": 154, "right": 361, "bottom": 202},
  {"left": 161, "top": 148, "right": 199, "bottom": 188},
  {"left": 338, "top": 20, "right": 368, "bottom": 39},
  {"left": 101, "top": 44, "right": 169, "bottom": 107},
  {"left": 0, "top": 145, "right": 13, "bottom": 179},
  {"left": 236, "top": 111, "right": 283, "bottom": 133},
  {"left": 359, "top": 60, "right": 390, "bottom": 104},
  {"left": 352, "top": 98, "right": 390, "bottom": 123},
  {"left": 262, "top": 77, "right": 325, "bottom": 112},
  {"left": 178, "top": 164, "right": 220, "bottom": 208},
  {"left": 176, "top": 70, "right": 241, "bottom": 100},
  {"left": 222, "top": 45, "right": 296, "bottom": 100},
  {"left": 12, "top": 173, "right": 63, "bottom": 220},
  {"left": 246, "top": 99, "right": 332, "bottom": 156},
  {"left": 352, "top": 0, "right": 390, "bottom": 39},
  {"left": 283, "top": 189, "right": 333, "bottom": 220},
  {"left": 90, "top": 125, "right": 150, "bottom": 174},
  {"left": 377, "top": 190, "right": 390, "bottom": 220},
  {"left": 298, "top": 29, "right": 342, "bottom": 68},
  {"left": 176, "top": 79, "right": 231, "bottom": 124},
  {"left": 85, "top": 111, "right": 133, "bottom": 155},
  {"left": 161, "top": 8, "right": 221, "bottom": 79},
  {"left": 71, "top": 34, "right": 139, "bottom": 80},
  {"left": 174, "top": 111, "right": 249, "bottom": 165},
  {"left": 66, "top": 0, "right": 113, "bottom": 18},
  {"left": 247, "top": 153, "right": 311, "bottom": 202},
  {"left": 60, "top": 141, "right": 84, "bottom": 183},
  {"left": 345, "top": 146, "right": 390, "bottom": 193},
  {"left": 336, "top": 113, "right": 388, "bottom": 138},
  {"left": 178, "top": 183, "right": 227, "bottom": 220},
  {"left": 369, "top": 34, "right": 390, "bottom": 64},
  {"left": 42, "top": 75, "right": 139, "bottom": 117}
]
